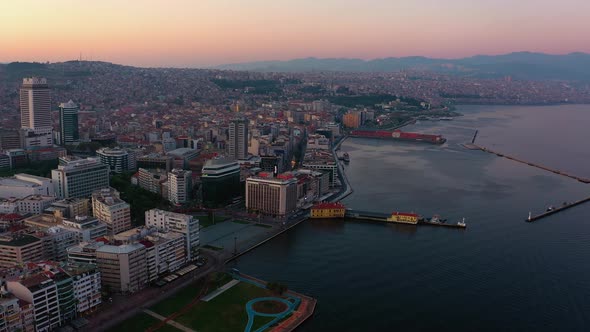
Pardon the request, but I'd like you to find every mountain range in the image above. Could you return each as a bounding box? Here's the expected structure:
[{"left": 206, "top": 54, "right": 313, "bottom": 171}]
[{"left": 215, "top": 52, "right": 590, "bottom": 81}]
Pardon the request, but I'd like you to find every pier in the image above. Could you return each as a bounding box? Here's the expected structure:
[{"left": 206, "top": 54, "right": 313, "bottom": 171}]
[
  {"left": 526, "top": 196, "right": 590, "bottom": 222},
  {"left": 469, "top": 144, "right": 590, "bottom": 184},
  {"left": 345, "top": 210, "right": 467, "bottom": 229}
]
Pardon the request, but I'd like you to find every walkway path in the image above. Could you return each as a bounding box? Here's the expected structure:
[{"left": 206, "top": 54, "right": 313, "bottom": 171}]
[
  {"left": 201, "top": 279, "right": 240, "bottom": 302},
  {"left": 143, "top": 309, "right": 196, "bottom": 332}
]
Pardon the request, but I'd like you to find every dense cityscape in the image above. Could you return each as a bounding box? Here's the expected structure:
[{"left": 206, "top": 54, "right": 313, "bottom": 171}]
[
  {"left": 1, "top": 0, "right": 590, "bottom": 330},
  {"left": 0, "top": 52, "right": 589, "bottom": 330}
]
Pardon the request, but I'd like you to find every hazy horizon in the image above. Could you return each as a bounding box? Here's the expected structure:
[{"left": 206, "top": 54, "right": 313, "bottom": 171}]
[{"left": 2, "top": 0, "right": 589, "bottom": 68}]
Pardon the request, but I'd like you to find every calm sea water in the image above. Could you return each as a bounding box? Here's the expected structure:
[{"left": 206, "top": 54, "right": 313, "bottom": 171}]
[{"left": 235, "top": 105, "right": 590, "bottom": 332}]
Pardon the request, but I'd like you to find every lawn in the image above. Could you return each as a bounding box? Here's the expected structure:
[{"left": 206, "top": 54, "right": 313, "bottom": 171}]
[
  {"left": 116, "top": 273, "right": 286, "bottom": 332},
  {"left": 149, "top": 272, "right": 232, "bottom": 317},
  {"left": 173, "top": 281, "right": 279, "bottom": 332},
  {"left": 108, "top": 312, "right": 180, "bottom": 332}
]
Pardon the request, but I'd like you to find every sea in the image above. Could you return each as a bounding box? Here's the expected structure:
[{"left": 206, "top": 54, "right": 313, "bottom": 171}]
[{"left": 234, "top": 104, "right": 590, "bottom": 332}]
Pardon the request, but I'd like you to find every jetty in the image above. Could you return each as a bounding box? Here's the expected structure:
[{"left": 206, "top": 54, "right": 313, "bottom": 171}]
[
  {"left": 344, "top": 210, "right": 467, "bottom": 229},
  {"left": 468, "top": 144, "right": 590, "bottom": 184},
  {"left": 526, "top": 196, "right": 590, "bottom": 222}
]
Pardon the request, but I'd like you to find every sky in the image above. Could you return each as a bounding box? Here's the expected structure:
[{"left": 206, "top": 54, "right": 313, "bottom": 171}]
[{"left": 1, "top": 0, "right": 589, "bottom": 68}]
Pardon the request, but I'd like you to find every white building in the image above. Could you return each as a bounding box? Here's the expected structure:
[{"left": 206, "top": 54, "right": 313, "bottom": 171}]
[
  {"left": 51, "top": 158, "right": 110, "bottom": 199},
  {"left": 96, "top": 243, "right": 147, "bottom": 293},
  {"left": 0, "top": 174, "right": 55, "bottom": 199},
  {"left": 67, "top": 241, "right": 105, "bottom": 265},
  {"left": 61, "top": 216, "right": 108, "bottom": 243},
  {"left": 36, "top": 227, "right": 78, "bottom": 262},
  {"left": 145, "top": 209, "right": 199, "bottom": 261},
  {"left": 96, "top": 147, "right": 136, "bottom": 173},
  {"left": 114, "top": 227, "right": 187, "bottom": 282},
  {"left": 245, "top": 174, "right": 298, "bottom": 218},
  {"left": 167, "top": 169, "right": 191, "bottom": 205},
  {"left": 7, "top": 275, "right": 61, "bottom": 332},
  {"left": 62, "top": 262, "right": 102, "bottom": 314},
  {"left": 17, "top": 195, "right": 57, "bottom": 215},
  {"left": 0, "top": 198, "right": 19, "bottom": 214},
  {"left": 91, "top": 188, "right": 131, "bottom": 235},
  {"left": 20, "top": 78, "right": 53, "bottom": 148}
]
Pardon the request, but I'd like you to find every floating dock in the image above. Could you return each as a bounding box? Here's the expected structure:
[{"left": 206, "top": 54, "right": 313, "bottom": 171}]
[
  {"left": 526, "top": 196, "right": 590, "bottom": 222},
  {"left": 469, "top": 144, "right": 590, "bottom": 184}
]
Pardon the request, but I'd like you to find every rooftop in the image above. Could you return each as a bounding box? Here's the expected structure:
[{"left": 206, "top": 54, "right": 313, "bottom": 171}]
[
  {"left": 0, "top": 234, "right": 40, "bottom": 247},
  {"left": 96, "top": 243, "right": 145, "bottom": 254}
]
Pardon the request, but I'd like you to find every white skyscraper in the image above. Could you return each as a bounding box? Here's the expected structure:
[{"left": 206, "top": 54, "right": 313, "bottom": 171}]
[
  {"left": 167, "top": 169, "right": 191, "bottom": 204},
  {"left": 228, "top": 118, "right": 248, "bottom": 160},
  {"left": 20, "top": 77, "right": 53, "bottom": 147}
]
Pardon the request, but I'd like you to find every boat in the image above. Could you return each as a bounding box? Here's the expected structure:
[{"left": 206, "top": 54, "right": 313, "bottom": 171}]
[
  {"left": 427, "top": 214, "right": 448, "bottom": 223},
  {"left": 310, "top": 202, "right": 346, "bottom": 219},
  {"left": 457, "top": 217, "right": 467, "bottom": 227},
  {"left": 546, "top": 206, "right": 555, "bottom": 212},
  {"left": 342, "top": 152, "right": 350, "bottom": 163},
  {"left": 349, "top": 129, "right": 446, "bottom": 144}
]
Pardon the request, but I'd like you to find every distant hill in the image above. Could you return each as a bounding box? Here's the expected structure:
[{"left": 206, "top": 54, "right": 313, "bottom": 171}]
[{"left": 215, "top": 52, "right": 590, "bottom": 81}]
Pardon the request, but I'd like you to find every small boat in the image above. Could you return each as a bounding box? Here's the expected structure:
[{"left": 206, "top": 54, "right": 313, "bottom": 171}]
[
  {"left": 457, "top": 217, "right": 466, "bottom": 227},
  {"left": 343, "top": 152, "right": 350, "bottom": 163}
]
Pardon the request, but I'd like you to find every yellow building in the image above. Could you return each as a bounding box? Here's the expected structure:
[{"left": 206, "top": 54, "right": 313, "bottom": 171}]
[
  {"left": 310, "top": 203, "right": 346, "bottom": 219},
  {"left": 387, "top": 212, "right": 419, "bottom": 224}
]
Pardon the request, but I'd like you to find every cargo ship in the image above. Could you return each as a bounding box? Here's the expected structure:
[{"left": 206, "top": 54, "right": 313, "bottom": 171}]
[
  {"left": 349, "top": 129, "right": 446, "bottom": 144},
  {"left": 310, "top": 202, "right": 346, "bottom": 219},
  {"left": 386, "top": 212, "right": 419, "bottom": 224}
]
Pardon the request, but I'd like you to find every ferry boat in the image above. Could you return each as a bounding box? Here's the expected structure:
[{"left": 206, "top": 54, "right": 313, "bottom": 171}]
[
  {"left": 310, "top": 202, "right": 346, "bottom": 219},
  {"left": 387, "top": 212, "right": 419, "bottom": 224}
]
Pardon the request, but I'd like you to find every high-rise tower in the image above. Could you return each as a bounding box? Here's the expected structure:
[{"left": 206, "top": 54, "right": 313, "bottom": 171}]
[
  {"left": 59, "top": 100, "right": 79, "bottom": 146},
  {"left": 228, "top": 118, "right": 248, "bottom": 160},
  {"left": 20, "top": 77, "right": 53, "bottom": 147}
]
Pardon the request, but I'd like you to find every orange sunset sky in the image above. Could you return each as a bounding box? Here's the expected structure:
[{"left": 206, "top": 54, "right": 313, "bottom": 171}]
[{"left": 1, "top": 0, "right": 589, "bottom": 67}]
